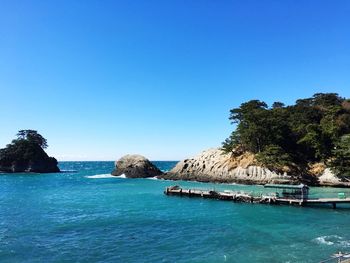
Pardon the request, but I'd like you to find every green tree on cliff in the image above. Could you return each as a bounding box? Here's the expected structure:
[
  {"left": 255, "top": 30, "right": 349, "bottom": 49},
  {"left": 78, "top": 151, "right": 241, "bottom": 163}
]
[
  {"left": 16, "top": 130, "right": 48, "bottom": 149},
  {"left": 331, "top": 134, "right": 350, "bottom": 177},
  {"left": 222, "top": 93, "right": 350, "bottom": 175}
]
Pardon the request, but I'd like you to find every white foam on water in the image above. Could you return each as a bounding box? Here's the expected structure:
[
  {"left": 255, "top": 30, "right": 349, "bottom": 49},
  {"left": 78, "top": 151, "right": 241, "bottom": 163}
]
[
  {"left": 314, "top": 236, "right": 334, "bottom": 245},
  {"left": 313, "top": 235, "right": 343, "bottom": 246},
  {"left": 85, "top": 174, "right": 121, "bottom": 179},
  {"left": 146, "top": 176, "right": 159, "bottom": 180}
]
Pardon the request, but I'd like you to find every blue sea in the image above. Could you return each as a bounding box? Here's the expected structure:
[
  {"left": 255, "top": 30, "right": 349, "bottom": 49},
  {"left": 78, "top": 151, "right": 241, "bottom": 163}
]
[{"left": 1, "top": 161, "right": 350, "bottom": 263}]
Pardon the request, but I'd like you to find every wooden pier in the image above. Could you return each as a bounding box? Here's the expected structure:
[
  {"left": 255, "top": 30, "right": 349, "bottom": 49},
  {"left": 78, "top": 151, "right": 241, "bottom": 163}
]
[{"left": 164, "top": 185, "right": 350, "bottom": 209}]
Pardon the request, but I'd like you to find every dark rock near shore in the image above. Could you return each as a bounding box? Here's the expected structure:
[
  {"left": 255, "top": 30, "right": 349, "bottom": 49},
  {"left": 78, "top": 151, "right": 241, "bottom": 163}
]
[
  {"left": 0, "top": 142, "right": 60, "bottom": 173},
  {"left": 111, "top": 154, "right": 163, "bottom": 178}
]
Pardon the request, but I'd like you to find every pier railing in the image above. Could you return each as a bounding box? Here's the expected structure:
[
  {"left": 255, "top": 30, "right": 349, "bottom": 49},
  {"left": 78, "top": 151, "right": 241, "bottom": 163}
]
[{"left": 165, "top": 185, "right": 350, "bottom": 209}]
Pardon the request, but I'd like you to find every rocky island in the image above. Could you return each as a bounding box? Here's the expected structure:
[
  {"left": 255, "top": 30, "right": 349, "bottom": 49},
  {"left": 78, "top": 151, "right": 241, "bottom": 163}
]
[
  {"left": 0, "top": 130, "right": 60, "bottom": 173},
  {"left": 111, "top": 154, "right": 163, "bottom": 178}
]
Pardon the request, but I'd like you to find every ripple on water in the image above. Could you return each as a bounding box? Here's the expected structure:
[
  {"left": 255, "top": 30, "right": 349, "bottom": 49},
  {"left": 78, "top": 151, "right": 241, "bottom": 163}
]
[
  {"left": 313, "top": 235, "right": 350, "bottom": 248},
  {"left": 2, "top": 161, "right": 350, "bottom": 263}
]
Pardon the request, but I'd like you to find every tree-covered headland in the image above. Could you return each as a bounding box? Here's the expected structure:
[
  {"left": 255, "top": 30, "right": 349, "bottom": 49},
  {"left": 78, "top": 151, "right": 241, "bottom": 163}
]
[
  {"left": 222, "top": 93, "right": 350, "bottom": 177},
  {"left": 0, "top": 130, "right": 60, "bottom": 173}
]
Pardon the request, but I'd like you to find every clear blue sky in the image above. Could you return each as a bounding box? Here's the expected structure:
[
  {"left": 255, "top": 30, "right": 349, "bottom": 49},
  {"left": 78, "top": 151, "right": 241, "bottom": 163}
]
[{"left": 0, "top": 0, "right": 349, "bottom": 161}]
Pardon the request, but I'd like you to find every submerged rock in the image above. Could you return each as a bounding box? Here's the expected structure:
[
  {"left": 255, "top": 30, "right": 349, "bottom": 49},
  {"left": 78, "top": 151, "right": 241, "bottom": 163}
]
[
  {"left": 111, "top": 154, "right": 163, "bottom": 178},
  {"left": 160, "top": 148, "right": 294, "bottom": 184}
]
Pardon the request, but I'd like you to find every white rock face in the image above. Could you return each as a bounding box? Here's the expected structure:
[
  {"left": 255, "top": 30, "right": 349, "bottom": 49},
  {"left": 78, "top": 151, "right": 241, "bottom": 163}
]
[
  {"left": 164, "top": 148, "right": 293, "bottom": 184},
  {"left": 318, "top": 168, "right": 341, "bottom": 185}
]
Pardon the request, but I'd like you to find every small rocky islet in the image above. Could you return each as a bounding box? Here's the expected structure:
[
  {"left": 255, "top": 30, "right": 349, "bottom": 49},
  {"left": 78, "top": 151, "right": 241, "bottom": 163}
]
[
  {"left": 111, "top": 154, "right": 163, "bottom": 178},
  {"left": 0, "top": 130, "right": 60, "bottom": 173}
]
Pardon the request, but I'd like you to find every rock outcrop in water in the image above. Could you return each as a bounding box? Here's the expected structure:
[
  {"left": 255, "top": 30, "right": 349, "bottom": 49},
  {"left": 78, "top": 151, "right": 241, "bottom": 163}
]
[
  {"left": 0, "top": 130, "right": 60, "bottom": 173},
  {"left": 318, "top": 168, "right": 350, "bottom": 187},
  {"left": 160, "top": 148, "right": 346, "bottom": 186},
  {"left": 111, "top": 154, "right": 163, "bottom": 178},
  {"left": 0, "top": 155, "right": 60, "bottom": 173}
]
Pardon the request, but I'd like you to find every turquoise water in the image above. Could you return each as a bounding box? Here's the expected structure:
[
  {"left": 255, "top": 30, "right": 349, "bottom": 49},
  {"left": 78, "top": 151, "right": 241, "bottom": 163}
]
[{"left": 1, "top": 161, "right": 350, "bottom": 263}]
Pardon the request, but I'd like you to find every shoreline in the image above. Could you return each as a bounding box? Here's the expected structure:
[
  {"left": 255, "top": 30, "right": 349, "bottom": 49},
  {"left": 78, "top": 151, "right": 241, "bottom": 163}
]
[{"left": 156, "top": 175, "right": 350, "bottom": 188}]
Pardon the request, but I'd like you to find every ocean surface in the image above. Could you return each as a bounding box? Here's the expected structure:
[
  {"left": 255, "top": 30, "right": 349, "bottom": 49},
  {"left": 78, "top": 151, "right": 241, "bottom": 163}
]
[{"left": 1, "top": 161, "right": 350, "bottom": 263}]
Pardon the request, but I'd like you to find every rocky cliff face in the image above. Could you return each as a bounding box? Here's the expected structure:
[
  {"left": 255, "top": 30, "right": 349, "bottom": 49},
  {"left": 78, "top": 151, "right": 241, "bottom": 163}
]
[
  {"left": 161, "top": 148, "right": 295, "bottom": 184},
  {"left": 161, "top": 148, "right": 348, "bottom": 186},
  {"left": 111, "top": 154, "right": 163, "bottom": 178},
  {"left": 0, "top": 158, "right": 59, "bottom": 173},
  {"left": 318, "top": 168, "right": 350, "bottom": 187},
  {"left": 0, "top": 143, "right": 60, "bottom": 173}
]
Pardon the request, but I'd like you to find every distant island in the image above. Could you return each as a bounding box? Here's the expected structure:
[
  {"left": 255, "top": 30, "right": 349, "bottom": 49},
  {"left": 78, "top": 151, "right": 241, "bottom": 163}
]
[
  {"left": 0, "top": 130, "right": 60, "bottom": 173},
  {"left": 161, "top": 93, "right": 350, "bottom": 187}
]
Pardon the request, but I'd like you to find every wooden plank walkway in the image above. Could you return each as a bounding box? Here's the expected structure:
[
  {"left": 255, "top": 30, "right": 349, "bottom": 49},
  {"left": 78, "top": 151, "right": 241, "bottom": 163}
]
[{"left": 164, "top": 186, "right": 350, "bottom": 209}]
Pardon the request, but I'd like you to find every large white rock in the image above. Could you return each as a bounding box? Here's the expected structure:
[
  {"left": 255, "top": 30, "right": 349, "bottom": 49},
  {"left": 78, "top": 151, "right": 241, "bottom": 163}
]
[
  {"left": 163, "top": 148, "right": 293, "bottom": 184},
  {"left": 318, "top": 168, "right": 341, "bottom": 185}
]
